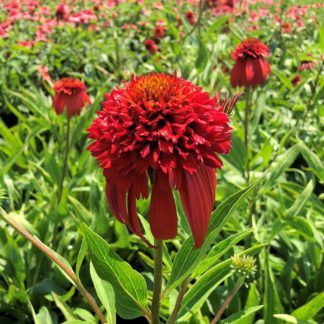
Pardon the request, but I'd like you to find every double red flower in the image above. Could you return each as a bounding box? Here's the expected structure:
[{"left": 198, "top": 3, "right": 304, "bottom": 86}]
[
  {"left": 52, "top": 78, "right": 91, "bottom": 118},
  {"left": 230, "top": 38, "right": 271, "bottom": 88},
  {"left": 87, "top": 73, "right": 237, "bottom": 247}
]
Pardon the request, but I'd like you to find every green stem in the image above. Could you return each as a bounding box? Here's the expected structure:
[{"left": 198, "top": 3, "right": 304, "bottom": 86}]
[
  {"left": 152, "top": 239, "right": 163, "bottom": 324},
  {"left": 306, "top": 61, "right": 323, "bottom": 113},
  {"left": 182, "top": 0, "right": 206, "bottom": 42},
  {"left": 167, "top": 278, "right": 190, "bottom": 324},
  {"left": 57, "top": 117, "right": 70, "bottom": 203},
  {"left": 0, "top": 207, "right": 107, "bottom": 324},
  {"left": 244, "top": 87, "right": 252, "bottom": 185},
  {"left": 210, "top": 276, "right": 245, "bottom": 324}
]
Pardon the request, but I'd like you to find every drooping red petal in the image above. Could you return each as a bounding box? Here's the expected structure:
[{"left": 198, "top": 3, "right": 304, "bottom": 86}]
[
  {"left": 230, "top": 61, "right": 242, "bottom": 87},
  {"left": 149, "top": 169, "right": 178, "bottom": 240},
  {"left": 132, "top": 173, "right": 149, "bottom": 199},
  {"left": 178, "top": 165, "right": 216, "bottom": 248},
  {"left": 52, "top": 94, "right": 65, "bottom": 115},
  {"left": 105, "top": 182, "right": 127, "bottom": 224},
  {"left": 245, "top": 58, "right": 255, "bottom": 84},
  {"left": 250, "top": 58, "right": 264, "bottom": 87},
  {"left": 127, "top": 187, "right": 153, "bottom": 246}
]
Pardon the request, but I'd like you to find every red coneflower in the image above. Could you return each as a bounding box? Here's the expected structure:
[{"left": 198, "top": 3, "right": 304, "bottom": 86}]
[
  {"left": 144, "top": 39, "right": 158, "bottom": 54},
  {"left": 87, "top": 72, "right": 238, "bottom": 247},
  {"left": 37, "top": 66, "right": 51, "bottom": 83},
  {"left": 154, "top": 25, "right": 166, "bottom": 39},
  {"left": 55, "top": 3, "right": 69, "bottom": 22},
  {"left": 299, "top": 57, "right": 316, "bottom": 71},
  {"left": 292, "top": 74, "right": 301, "bottom": 87},
  {"left": 207, "top": 0, "right": 235, "bottom": 14},
  {"left": 52, "top": 78, "right": 91, "bottom": 118},
  {"left": 281, "top": 22, "right": 292, "bottom": 34},
  {"left": 185, "top": 11, "right": 195, "bottom": 25},
  {"left": 230, "top": 38, "right": 271, "bottom": 88}
]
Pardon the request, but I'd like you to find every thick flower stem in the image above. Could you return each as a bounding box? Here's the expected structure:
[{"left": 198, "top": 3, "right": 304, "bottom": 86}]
[
  {"left": 210, "top": 276, "right": 245, "bottom": 324},
  {"left": 57, "top": 117, "right": 71, "bottom": 203},
  {"left": 167, "top": 278, "right": 190, "bottom": 324},
  {"left": 244, "top": 87, "right": 252, "bottom": 185},
  {"left": 152, "top": 239, "right": 163, "bottom": 324},
  {"left": 0, "top": 207, "right": 107, "bottom": 324}
]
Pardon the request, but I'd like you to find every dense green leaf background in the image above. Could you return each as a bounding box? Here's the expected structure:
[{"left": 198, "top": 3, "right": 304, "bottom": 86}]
[{"left": 0, "top": 0, "right": 323, "bottom": 323}]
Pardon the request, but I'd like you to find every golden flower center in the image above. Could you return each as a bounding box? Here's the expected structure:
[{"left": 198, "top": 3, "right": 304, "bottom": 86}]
[{"left": 130, "top": 73, "right": 174, "bottom": 101}]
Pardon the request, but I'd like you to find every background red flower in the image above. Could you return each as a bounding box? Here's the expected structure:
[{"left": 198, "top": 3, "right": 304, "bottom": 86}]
[
  {"left": 230, "top": 38, "right": 271, "bottom": 87},
  {"left": 52, "top": 78, "right": 91, "bottom": 118}
]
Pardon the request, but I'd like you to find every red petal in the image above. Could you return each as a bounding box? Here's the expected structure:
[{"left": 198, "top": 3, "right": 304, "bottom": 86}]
[
  {"left": 245, "top": 58, "right": 255, "bottom": 84},
  {"left": 178, "top": 166, "right": 216, "bottom": 248},
  {"left": 132, "top": 173, "right": 149, "bottom": 199},
  {"left": 105, "top": 182, "right": 127, "bottom": 224},
  {"left": 149, "top": 170, "right": 178, "bottom": 240},
  {"left": 52, "top": 94, "right": 65, "bottom": 115},
  {"left": 230, "top": 61, "right": 241, "bottom": 87}
]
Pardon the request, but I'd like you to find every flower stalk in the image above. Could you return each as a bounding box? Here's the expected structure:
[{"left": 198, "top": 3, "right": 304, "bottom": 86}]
[
  {"left": 0, "top": 207, "right": 107, "bottom": 324},
  {"left": 244, "top": 87, "right": 252, "bottom": 184},
  {"left": 152, "top": 239, "right": 163, "bottom": 324},
  {"left": 167, "top": 278, "right": 190, "bottom": 324},
  {"left": 210, "top": 276, "right": 245, "bottom": 324},
  {"left": 183, "top": 0, "right": 206, "bottom": 41},
  {"left": 57, "top": 117, "right": 71, "bottom": 203}
]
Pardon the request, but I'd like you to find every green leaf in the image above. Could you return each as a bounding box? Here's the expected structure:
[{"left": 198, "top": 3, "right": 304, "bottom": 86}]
[
  {"left": 90, "top": 263, "right": 116, "bottom": 324},
  {"left": 264, "top": 143, "right": 324, "bottom": 190},
  {"left": 193, "top": 229, "right": 253, "bottom": 276},
  {"left": 207, "top": 16, "right": 229, "bottom": 34},
  {"left": 287, "top": 216, "right": 315, "bottom": 242},
  {"left": 291, "top": 292, "right": 324, "bottom": 320},
  {"left": 264, "top": 143, "right": 302, "bottom": 189},
  {"left": 264, "top": 254, "right": 283, "bottom": 324},
  {"left": 222, "top": 134, "right": 247, "bottom": 175},
  {"left": 235, "top": 283, "right": 260, "bottom": 324},
  {"left": 35, "top": 306, "right": 54, "bottom": 324},
  {"left": 52, "top": 293, "right": 76, "bottom": 321},
  {"left": 222, "top": 305, "right": 264, "bottom": 324},
  {"left": 195, "top": 39, "right": 209, "bottom": 73},
  {"left": 299, "top": 144, "right": 324, "bottom": 181},
  {"left": 272, "top": 68, "right": 294, "bottom": 90},
  {"left": 285, "top": 179, "right": 314, "bottom": 218},
  {"left": 81, "top": 223, "right": 149, "bottom": 319},
  {"left": 166, "top": 180, "right": 260, "bottom": 293},
  {"left": 274, "top": 314, "right": 314, "bottom": 324},
  {"left": 177, "top": 261, "right": 233, "bottom": 320}
]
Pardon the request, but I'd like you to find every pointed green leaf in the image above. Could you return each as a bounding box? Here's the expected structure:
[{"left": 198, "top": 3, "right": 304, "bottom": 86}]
[
  {"left": 222, "top": 305, "right": 264, "bottom": 324},
  {"left": 90, "top": 263, "right": 116, "bottom": 324},
  {"left": 81, "top": 223, "right": 149, "bottom": 319},
  {"left": 291, "top": 292, "right": 324, "bottom": 320},
  {"left": 177, "top": 261, "right": 233, "bottom": 320}
]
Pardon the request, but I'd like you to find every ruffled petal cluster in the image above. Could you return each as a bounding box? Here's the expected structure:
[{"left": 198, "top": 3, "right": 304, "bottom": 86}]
[
  {"left": 52, "top": 78, "right": 91, "bottom": 118},
  {"left": 87, "top": 73, "right": 235, "bottom": 247},
  {"left": 230, "top": 38, "right": 271, "bottom": 87}
]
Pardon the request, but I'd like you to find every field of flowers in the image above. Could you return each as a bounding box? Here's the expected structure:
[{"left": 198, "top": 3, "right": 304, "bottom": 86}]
[{"left": 0, "top": 0, "right": 323, "bottom": 323}]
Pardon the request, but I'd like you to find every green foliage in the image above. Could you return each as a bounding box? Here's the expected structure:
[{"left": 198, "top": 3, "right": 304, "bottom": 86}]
[{"left": 82, "top": 223, "right": 148, "bottom": 319}]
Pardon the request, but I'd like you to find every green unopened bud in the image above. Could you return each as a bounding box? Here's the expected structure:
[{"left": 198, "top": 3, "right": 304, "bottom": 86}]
[{"left": 231, "top": 254, "right": 256, "bottom": 278}]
